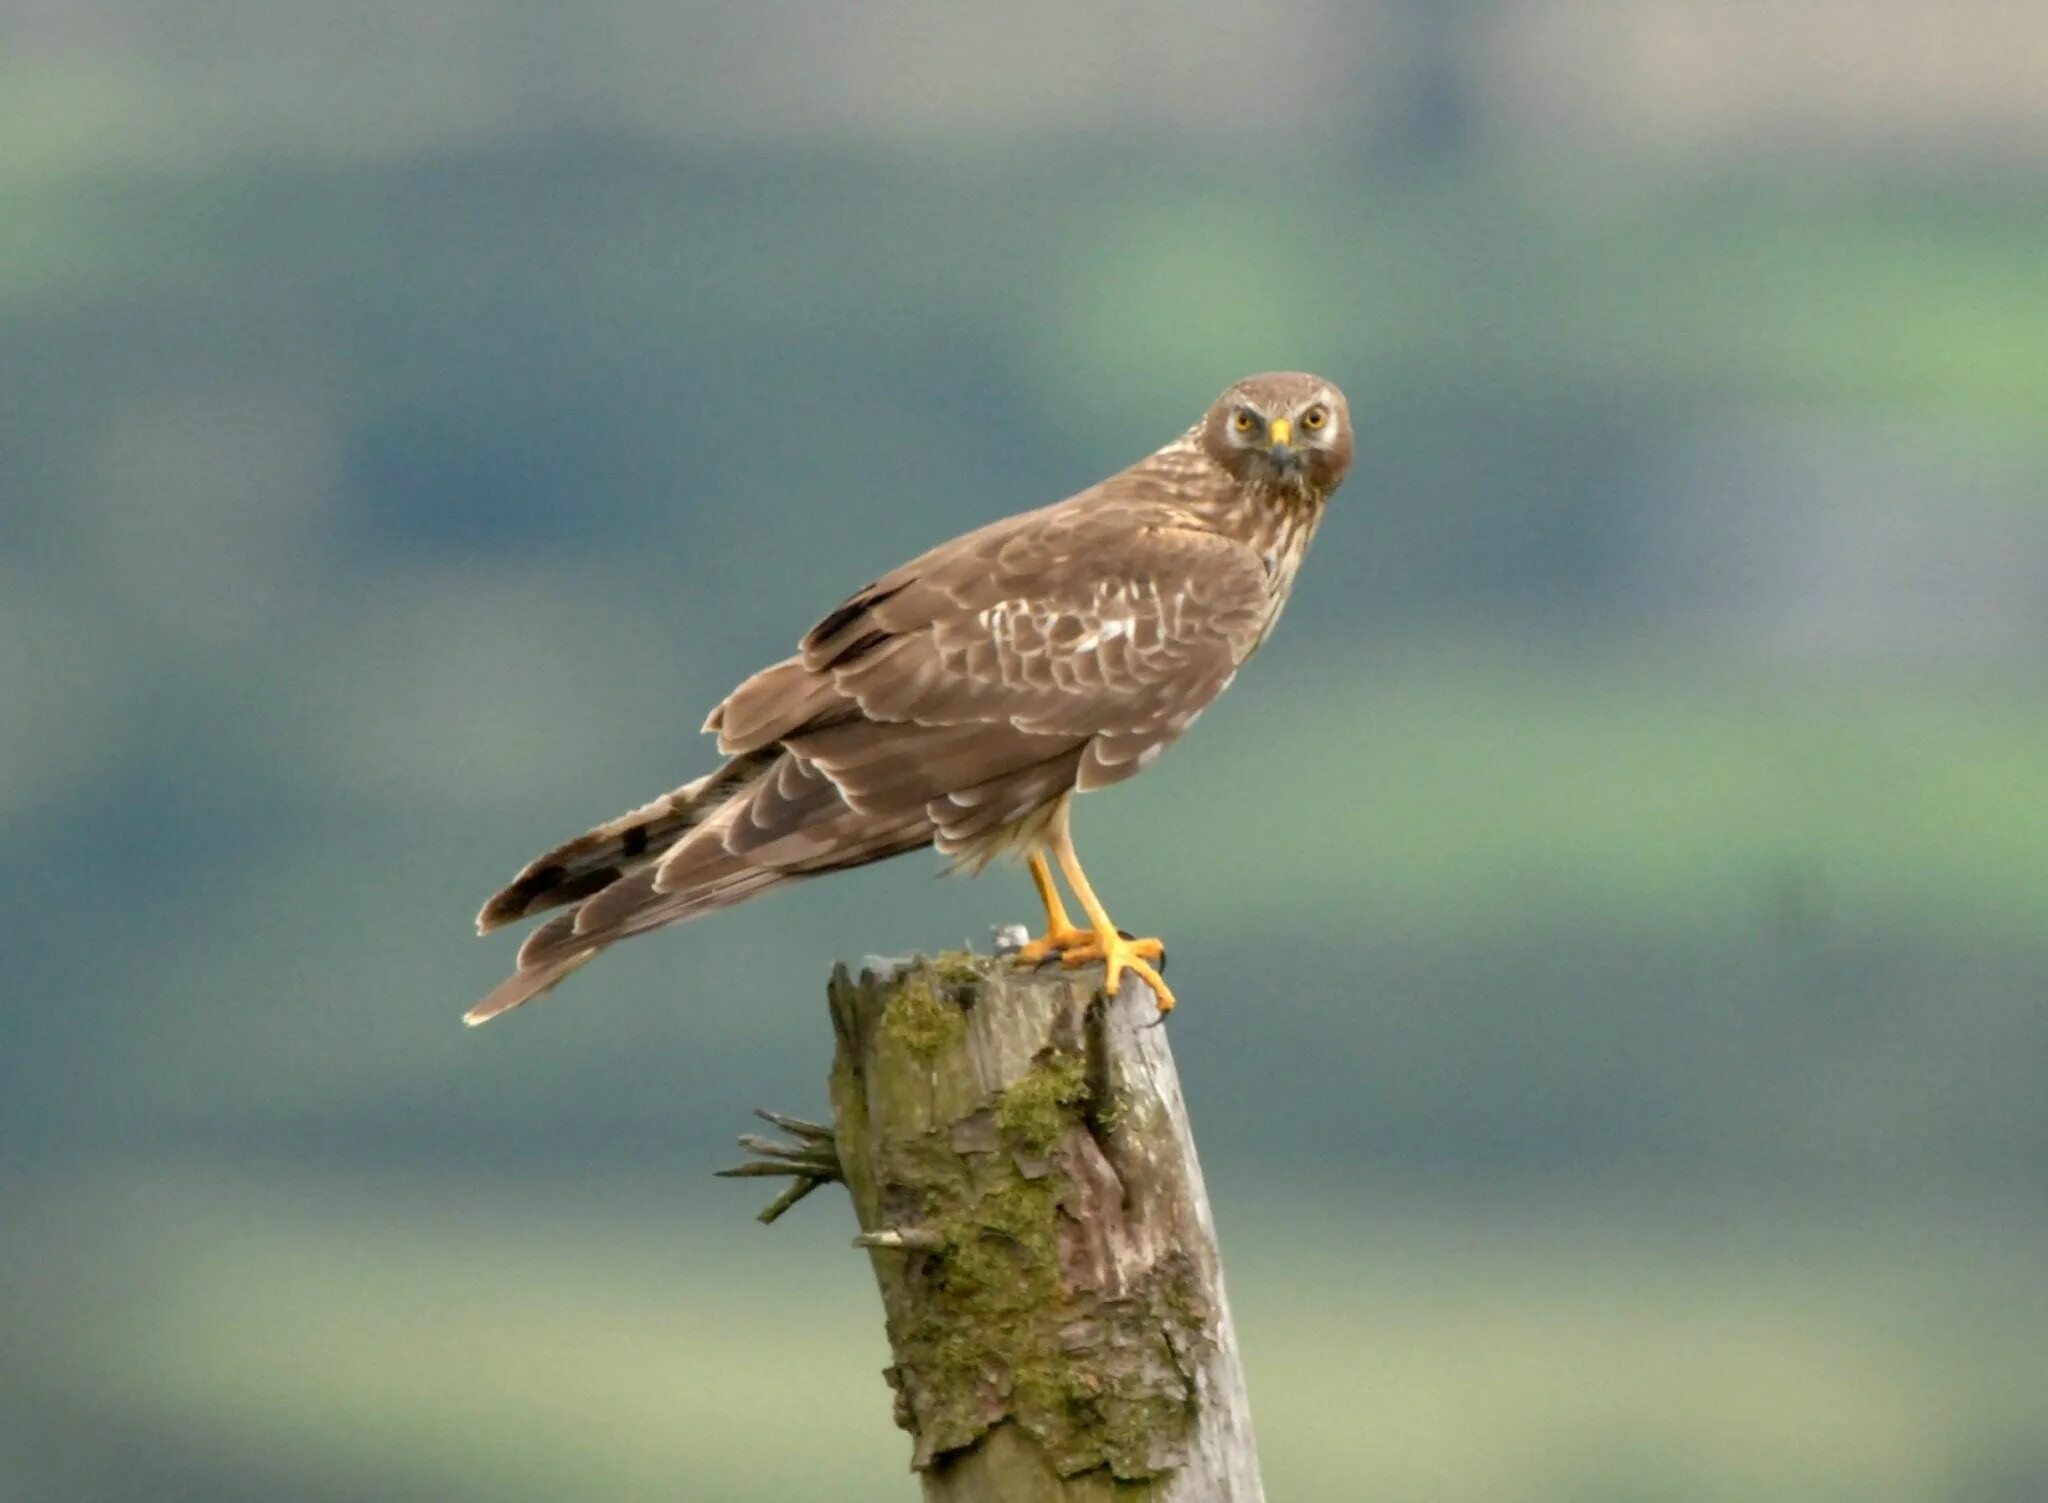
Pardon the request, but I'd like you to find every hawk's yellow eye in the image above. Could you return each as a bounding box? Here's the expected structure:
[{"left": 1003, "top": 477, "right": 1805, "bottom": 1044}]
[
  {"left": 1302, "top": 405, "right": 1328, "bottom": 432},
  {"left": 1231, "top": 410, "right": 1257, "bottom": 434}
]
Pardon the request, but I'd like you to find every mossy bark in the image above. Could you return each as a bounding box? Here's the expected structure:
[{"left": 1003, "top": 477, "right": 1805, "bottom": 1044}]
[{"left": 827, "top": 953, "right": 1263, "bottom": 1501}]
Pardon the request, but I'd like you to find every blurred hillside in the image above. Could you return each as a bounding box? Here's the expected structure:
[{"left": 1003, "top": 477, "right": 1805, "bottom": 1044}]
[
  {"left": 2, "top": 5, "right": 2045, "bottom": 1501},
  {"left": 9, "top": 0, "right": 2048, "bottom": 165}
]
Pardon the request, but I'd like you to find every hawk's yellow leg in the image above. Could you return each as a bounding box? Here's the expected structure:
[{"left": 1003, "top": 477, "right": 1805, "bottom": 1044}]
[
  {"left": 1010, "top": 851, "right": 1093, "bottom": 964},
  {"left": 1048, "top": 825, "right": 1175, "bottom": 1014}
]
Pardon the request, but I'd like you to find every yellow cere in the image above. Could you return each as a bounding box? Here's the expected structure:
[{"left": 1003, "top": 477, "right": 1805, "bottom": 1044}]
[{"left": 1268, "top": 417, "right": 1293, "bottom": 446}]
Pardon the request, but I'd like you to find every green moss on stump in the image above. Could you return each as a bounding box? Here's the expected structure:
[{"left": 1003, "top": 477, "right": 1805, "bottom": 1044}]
[
  {"left": 843, "top": 956, "right": 1214, "bottom": 1485},
  {"left": 883, "top": 965, "right": 970, "bottom": 1057},
  {"left": 928, "top": 949, "right": 989, "bottom": 988},
  {"left": 900, "top": 1043, "right": 1201, "bottom": 1478},
  {"left": 995, "top": 1051, "right": 1091, "bottom": 1154},
  {"left": 900, "top": 1153, "right": 1202, "bottom": 1478}
]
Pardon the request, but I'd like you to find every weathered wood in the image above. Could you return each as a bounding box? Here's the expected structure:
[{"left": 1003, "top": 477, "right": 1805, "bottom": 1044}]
[{"left": 820, "top": 951, "right": 1264, "bottom": 1501}]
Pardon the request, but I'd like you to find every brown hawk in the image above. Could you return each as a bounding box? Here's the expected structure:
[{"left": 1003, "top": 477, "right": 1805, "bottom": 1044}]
[{"left": 469, "top": 372, "right": 1352, "bottom": 1024}]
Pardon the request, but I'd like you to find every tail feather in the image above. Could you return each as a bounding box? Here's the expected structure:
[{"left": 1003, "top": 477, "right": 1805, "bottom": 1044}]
[
  {"left": 474, "top": 749, "right": 777, "bottom": 933},
  {"left": 463, "top": 947, "right": 598, "bottom": 1027},
  {"left": 466, "top": 782, "right": 934, "bottom": 1026},
  {"left": 467, "top": 727, "right": 969, "bottom": 1026},
  {"left": 466, "top": 868, "right": 802, "bottom": 1026}
]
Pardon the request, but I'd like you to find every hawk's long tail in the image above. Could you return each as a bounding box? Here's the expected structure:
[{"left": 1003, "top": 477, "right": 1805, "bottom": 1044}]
[
  {"left": 474, "top": 748, "right": 779, "bottom": 935},
  {"left": 465, "top": 743, "right": 936, "bottom": 1026}
]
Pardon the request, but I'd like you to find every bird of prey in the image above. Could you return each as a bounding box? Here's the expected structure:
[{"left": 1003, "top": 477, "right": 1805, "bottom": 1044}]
[{"left": 469, "top": 371, "right": 1352, "bottom": 1025}]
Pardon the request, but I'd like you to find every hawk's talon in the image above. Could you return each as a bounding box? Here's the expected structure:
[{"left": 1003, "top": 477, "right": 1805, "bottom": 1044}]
[
  {"left": 1122, "top": 929, "right": 1166, "bottom": 973},
  {"left": 1059, "top": 933, "right": 1175, "bottom": 1014},
  {"left": 1058, "top": 934, "right": 1165, "bottom": 967},
  {"left": 1010, "top": 923, "right": 1095, "bottom": 968}
]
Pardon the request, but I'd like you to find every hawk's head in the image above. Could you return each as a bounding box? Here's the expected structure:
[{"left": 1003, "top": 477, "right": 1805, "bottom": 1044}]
[{"left": 1200, "top": 372, "right": 1352, "bottom": 497}]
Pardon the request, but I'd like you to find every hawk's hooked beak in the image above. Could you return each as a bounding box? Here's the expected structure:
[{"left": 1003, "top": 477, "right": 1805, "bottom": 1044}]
[{"left": 1266, "top": 416, "right": 1300, "bottom": 470}]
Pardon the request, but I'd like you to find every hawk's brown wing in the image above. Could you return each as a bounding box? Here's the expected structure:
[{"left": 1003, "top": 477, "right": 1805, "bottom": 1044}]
[
  {"left": 468, "top": 497, "right": 1272, "bottom": 1023},
  {"left": 798, "top": 506, "right": 1272, "bottom": 794}
]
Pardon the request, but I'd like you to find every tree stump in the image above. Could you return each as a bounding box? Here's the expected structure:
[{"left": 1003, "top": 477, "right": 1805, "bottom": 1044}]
[{"left": 739, "top": 950, "right": 1264, "bottom": 1500}]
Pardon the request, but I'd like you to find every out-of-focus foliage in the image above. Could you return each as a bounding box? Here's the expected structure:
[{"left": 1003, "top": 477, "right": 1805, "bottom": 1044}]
[{"left": 4, "top": 4, "right": 2045, "bottom": 1499}]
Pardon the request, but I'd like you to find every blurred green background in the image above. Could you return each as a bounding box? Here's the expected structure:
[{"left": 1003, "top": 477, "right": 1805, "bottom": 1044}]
[{"left": 5, "top": 3, "right": 2046, "bottom": 1499}]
